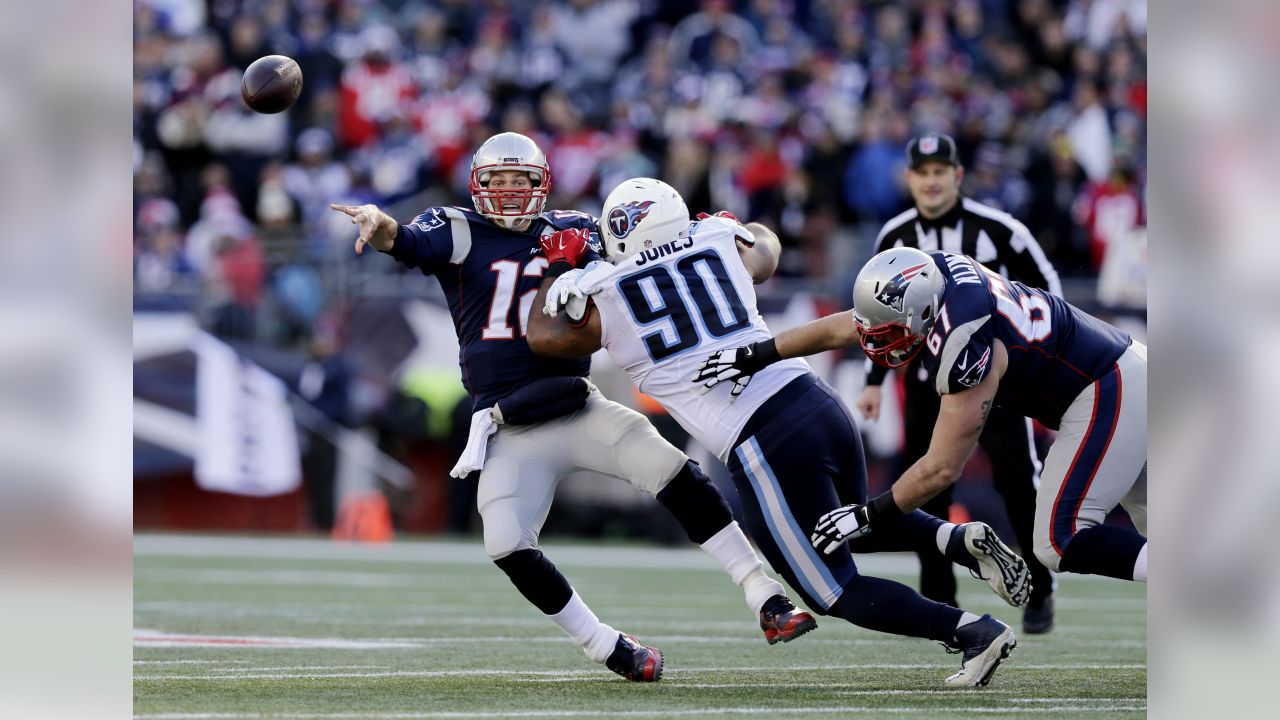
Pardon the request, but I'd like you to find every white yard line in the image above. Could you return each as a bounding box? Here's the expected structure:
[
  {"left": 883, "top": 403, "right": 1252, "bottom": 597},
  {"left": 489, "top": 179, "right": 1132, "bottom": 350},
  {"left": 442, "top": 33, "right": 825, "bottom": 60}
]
[
  {"left": 136, "top": 705, "right": 1146, "bottom": 719},
  {"left": 133, "top": 629, "right": 423, "bottom": 650},
  {"left": 135, "top": 662, "right": 1145, "bottom": 682},
  {"left": 133, "top": 533, "right": 1129, "bottom": 584}
]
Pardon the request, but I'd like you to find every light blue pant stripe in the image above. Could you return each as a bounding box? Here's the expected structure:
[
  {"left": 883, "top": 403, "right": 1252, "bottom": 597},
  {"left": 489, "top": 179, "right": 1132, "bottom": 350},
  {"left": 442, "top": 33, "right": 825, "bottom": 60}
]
[{"left": 736, "top": 436, "right": 843, "bottom": 609}]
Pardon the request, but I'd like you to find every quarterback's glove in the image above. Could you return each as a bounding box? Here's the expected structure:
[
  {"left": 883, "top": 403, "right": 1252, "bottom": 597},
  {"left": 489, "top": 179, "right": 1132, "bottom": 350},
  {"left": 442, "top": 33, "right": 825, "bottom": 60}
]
[
  {"left": 810, "top": 503, "right": 873, "bottom": 555},
  {"left": 691, "top": 338, "right": 781, "bottom": 399},
  {"left": 541, "top": 228, "right": 593, "bottom": 277},
  {"left": 543, "top": 268, "right": 588, "bottom": 320}
]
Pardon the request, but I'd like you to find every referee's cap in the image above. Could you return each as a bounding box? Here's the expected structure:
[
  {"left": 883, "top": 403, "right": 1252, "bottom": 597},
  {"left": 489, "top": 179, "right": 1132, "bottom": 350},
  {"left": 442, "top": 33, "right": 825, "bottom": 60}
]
[{"left": 907, "top": 133, "right": 960, "bottom": 168}]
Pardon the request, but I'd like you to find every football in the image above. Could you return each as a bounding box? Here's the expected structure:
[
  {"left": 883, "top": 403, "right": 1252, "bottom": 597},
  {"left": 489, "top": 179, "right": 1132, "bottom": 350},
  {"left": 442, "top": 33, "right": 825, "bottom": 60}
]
[{"left": 241, "top": 55, "right": 303, "bottom": 114}]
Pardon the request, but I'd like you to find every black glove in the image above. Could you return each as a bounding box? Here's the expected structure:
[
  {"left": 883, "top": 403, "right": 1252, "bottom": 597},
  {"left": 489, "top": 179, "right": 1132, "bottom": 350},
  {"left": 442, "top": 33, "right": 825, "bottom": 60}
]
[{"left": 690, "top": 339, "right": 781, "bottom": 399}]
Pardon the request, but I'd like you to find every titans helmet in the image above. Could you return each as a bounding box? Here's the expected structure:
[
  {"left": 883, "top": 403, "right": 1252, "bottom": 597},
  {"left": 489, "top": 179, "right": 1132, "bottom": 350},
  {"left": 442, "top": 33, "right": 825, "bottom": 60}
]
[
  {"left": 598, "top": 178, "right": 689, "bottom": 263},
  {"left": 852, "top": 247, "right": 946, "bottom": 368},
  {"left": 468, "top": 132, "right": 551, "bottom": 230}
]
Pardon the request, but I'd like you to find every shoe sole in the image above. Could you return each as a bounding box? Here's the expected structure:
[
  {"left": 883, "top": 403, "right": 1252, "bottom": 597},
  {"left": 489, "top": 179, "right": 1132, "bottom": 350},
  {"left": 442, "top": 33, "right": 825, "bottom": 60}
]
[
  {"left": 966, "top": 523, "right": 1032, "bottom": 607},
  {"left": 765, "top": 613, "right": 818, "bottom": 645},
  {"left": 944, "top": 627, "right": 1017, "bottom": 688},
  {"left": 644, "top": 648, "right": 664, "bottom": 682}
]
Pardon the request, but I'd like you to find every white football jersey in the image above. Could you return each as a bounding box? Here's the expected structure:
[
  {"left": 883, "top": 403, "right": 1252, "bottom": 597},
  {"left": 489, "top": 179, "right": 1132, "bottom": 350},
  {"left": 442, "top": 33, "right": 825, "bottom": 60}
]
[{"left": 577, "top": 216, "right": 811, "bottom": 462}]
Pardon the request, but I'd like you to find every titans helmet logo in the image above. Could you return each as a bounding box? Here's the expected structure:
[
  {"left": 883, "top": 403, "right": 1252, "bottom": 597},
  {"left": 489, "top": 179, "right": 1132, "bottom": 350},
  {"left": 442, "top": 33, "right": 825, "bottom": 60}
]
[
  {"left": 874, "top": 262, "right": 929, "bottom": 312},
  {"left": 607, "top": 200, "right": 657, "bottom": 239}
]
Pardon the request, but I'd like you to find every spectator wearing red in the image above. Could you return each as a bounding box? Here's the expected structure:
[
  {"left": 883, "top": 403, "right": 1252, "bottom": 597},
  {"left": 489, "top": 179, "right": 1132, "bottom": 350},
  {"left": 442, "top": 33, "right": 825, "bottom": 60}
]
[
  {"left": 1074, "top": 160, "right": 1145, "bottom": 271},
  {"left": 336, "top": 26, "right": 416, "bottom": 150}
]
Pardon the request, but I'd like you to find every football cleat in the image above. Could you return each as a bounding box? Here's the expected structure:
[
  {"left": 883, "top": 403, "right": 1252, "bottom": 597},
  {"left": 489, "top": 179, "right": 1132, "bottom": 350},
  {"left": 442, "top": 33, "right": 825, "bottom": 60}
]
[
  {"left": 758, "top": 594, "right": 818, "bottom": 645},
  {"left": 1022, "top": 594, "right": 1055, "bottom": 635},
  {"left": 964, "top": 522, "right": 1032, "bottom": 607},
  {"left": 943, "top": 614, "right": 1017, "bottom": 687},
  {"left": 605, "top": 633, "right": 663, "bottom": 682}
]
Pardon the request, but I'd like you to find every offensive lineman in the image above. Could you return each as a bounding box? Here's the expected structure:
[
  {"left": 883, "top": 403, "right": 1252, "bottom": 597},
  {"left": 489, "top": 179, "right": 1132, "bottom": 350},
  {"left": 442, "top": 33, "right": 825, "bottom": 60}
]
[
  {"left": 696, "top": 246, "right": 1148, "bottom": 587},
  {"left": 864, "top": 133, "right": 1060, "bottom": 633},
  {"left": 528, "top": 178, "right": 1031, "bottom": 687},
  {"left": 331, "top": 133, "right": 812, "bottom": 683}
]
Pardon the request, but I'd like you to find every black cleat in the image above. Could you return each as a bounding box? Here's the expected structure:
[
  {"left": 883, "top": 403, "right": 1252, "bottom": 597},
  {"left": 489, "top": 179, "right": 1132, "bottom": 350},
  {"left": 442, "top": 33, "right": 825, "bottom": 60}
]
[
  {"left": 758, "top": 594, "right": 818, "bottom": 645},
  {"left": 943, "top": 614, "right": 1017, "bottom": 687},
  {"left": 1022, "top": 594, "right": 1055, "bottom": 635},
  {"left": 605, "top": 633, "right": 663, "bottom": 682}
]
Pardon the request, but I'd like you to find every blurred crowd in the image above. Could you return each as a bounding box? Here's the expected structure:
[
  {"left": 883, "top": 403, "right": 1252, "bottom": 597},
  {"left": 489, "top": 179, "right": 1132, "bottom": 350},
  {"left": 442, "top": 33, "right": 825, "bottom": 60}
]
[{"left": 133, "top": 0, "right": 1146, "bottom": 343}]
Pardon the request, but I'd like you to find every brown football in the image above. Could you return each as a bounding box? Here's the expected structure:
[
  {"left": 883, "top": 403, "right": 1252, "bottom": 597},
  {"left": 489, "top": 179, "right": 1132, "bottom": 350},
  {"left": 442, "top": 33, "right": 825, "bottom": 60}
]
[{"left": 241, "top": 55, "right": 303, "bottom": 114}]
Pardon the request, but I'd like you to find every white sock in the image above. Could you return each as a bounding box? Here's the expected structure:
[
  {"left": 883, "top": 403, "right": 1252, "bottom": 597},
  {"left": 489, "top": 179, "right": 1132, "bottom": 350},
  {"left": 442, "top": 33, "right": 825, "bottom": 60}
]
[
  {"left": 549, "top": 590, "right": 619, "bottom": 662},
  {"left": 700, "top": 522, "right": 784, "bottom": 613},
  {"left": 955, "top": 611, "right": 982, "bottom": 631},
  {"left": 742, "top": 569, "right": 786, "bottom": 615},
  {"left": 1132, "top": 543, "right": 1148, "bottom": 583},
  {"left": 701, "top": 521, "right": 763, "bottom": 584},
  {"left": 936, "top": 522, "right": 958, "bottom": 555}
]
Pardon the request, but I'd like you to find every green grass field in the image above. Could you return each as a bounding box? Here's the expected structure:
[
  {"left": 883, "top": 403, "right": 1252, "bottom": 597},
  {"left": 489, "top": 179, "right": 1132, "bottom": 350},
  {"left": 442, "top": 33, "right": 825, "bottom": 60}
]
[{"left": 134, "top": 534, "right": 1146, "bottom": 719}]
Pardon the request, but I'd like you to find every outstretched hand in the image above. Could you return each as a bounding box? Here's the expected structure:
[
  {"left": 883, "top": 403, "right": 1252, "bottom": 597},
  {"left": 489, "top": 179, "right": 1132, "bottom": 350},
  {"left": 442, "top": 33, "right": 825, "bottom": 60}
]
[{"left": 330, "top": 203, "right": 397, "bottom": 254}]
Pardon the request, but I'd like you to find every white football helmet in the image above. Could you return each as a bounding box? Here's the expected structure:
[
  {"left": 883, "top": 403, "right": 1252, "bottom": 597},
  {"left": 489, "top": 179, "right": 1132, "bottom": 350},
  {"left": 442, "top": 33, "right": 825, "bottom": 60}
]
[
  {"left": 468, "top": 132, "right": 551, "bottom": 230},
  {"left": 598, "top": 178, "right": 690, "bottom": 263},
  {"left": 852, "top": 247, "right": 946, "bottom": 368}
]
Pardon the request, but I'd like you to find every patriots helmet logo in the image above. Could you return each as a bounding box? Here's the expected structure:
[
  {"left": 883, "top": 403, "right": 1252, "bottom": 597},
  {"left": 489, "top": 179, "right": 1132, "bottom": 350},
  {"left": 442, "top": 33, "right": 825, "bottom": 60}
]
[
  {"left": 874, "top": 262, "right": 929, "bottom": 313},
  {"left": 606, "top": 200, "right": 657, "bottom": 239}
]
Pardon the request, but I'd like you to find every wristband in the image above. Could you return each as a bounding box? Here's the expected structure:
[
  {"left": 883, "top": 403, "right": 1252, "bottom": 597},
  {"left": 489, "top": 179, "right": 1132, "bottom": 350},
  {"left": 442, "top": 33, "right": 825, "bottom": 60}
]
[
  {"left": 546, "top": 260, "right": 575, "bottom": 278},
  {"left": 743, "top": 337, "right": 782, "bottom": 372},
  {"left": 865, "top": 491, "right": 904, "bottom": 525}
]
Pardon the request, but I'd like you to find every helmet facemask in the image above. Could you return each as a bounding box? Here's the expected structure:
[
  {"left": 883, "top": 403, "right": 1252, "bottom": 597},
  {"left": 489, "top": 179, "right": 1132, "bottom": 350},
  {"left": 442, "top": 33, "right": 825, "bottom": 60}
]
[
  {"left": 469, "top": 164, "right": 550, "bottom": 231},
  {"left": 856, "top": 309, "right": 936, "bottom": 369}
]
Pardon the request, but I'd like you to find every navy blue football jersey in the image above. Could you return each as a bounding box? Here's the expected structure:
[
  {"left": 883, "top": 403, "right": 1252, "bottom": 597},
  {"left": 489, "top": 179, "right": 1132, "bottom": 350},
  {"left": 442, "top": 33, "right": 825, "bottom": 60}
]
[
  {"left": 919, "top": 251, "right": 1131, "bottom": 428},
  {"left": 386, "top": 206, "right": 603, "bottom": 408}
]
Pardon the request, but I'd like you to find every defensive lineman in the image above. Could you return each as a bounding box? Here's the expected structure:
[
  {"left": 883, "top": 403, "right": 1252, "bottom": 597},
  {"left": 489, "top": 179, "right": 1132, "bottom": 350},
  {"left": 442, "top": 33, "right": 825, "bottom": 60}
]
[
  {"left": 331, "top": 134, "right": 812, "bottom": 683},
  {"left": 529, "top": 178, "right": 1031, "bottom": 687}
]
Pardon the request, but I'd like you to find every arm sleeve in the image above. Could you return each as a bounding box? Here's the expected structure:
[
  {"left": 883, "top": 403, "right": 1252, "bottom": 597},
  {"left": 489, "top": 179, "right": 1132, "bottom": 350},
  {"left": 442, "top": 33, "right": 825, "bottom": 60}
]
[
  {"left": 1002, "top": 220, "right": 1062, "bottom": 297},
  {"left": 386, "top": 207, "right": 468, "bottom": 269}
]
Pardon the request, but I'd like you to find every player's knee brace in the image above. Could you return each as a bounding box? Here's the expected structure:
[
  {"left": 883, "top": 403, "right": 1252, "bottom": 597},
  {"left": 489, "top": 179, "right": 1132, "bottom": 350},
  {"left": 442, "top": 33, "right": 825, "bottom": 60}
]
[
  {"left": 655, "top": 460, "right": 734, "bottom": 545},
  {"left": 491, "top": 549, "right": 573, "bottom": 615}
]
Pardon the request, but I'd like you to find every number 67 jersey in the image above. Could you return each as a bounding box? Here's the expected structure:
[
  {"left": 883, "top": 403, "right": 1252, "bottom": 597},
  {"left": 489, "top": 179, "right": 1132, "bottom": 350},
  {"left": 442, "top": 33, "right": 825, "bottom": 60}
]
[
  {"left": 578, "top": 216, "right": 812, "bottom": 462},
  {"left": 922, "top": 251, "right": 1133, "bottom": 430}
]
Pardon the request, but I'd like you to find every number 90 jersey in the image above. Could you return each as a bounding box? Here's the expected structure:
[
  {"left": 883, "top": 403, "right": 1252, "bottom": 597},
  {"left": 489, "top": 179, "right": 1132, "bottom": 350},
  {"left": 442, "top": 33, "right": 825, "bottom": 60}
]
[
  {"left": 578, "top": 216, "right": 811, "bottom": 462},
  {"left": 921, "top": 251, "right": 1131, "bottom": 429}
]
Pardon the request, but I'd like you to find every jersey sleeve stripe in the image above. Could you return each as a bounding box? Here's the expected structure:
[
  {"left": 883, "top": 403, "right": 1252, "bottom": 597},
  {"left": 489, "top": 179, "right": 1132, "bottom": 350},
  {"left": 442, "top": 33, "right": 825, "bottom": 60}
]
[
  {"left": 935, "top": 315, "right": 991, "bottom": 395},
  {"left": 442, "top": 207, "right": 473, "bottom": 265}
]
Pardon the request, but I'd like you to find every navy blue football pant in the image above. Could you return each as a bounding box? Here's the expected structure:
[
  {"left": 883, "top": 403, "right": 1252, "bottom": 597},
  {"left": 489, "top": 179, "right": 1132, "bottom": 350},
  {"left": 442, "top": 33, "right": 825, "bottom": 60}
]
[{"left": 727, "top": 373, "right": 963, "bottom": 643}]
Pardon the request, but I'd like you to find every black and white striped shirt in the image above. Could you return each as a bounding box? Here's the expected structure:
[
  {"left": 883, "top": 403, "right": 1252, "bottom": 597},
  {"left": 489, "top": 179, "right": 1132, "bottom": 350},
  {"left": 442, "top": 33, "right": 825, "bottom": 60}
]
[{"left": 865, "top": 197, "right": 1061, "bottom": 386}]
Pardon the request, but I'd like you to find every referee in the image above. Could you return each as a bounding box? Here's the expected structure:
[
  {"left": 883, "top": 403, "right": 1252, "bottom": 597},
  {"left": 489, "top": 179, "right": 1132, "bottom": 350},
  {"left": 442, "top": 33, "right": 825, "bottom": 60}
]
[{"left": 858, "top": 133, "right": 1060, "bottom": 634}]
